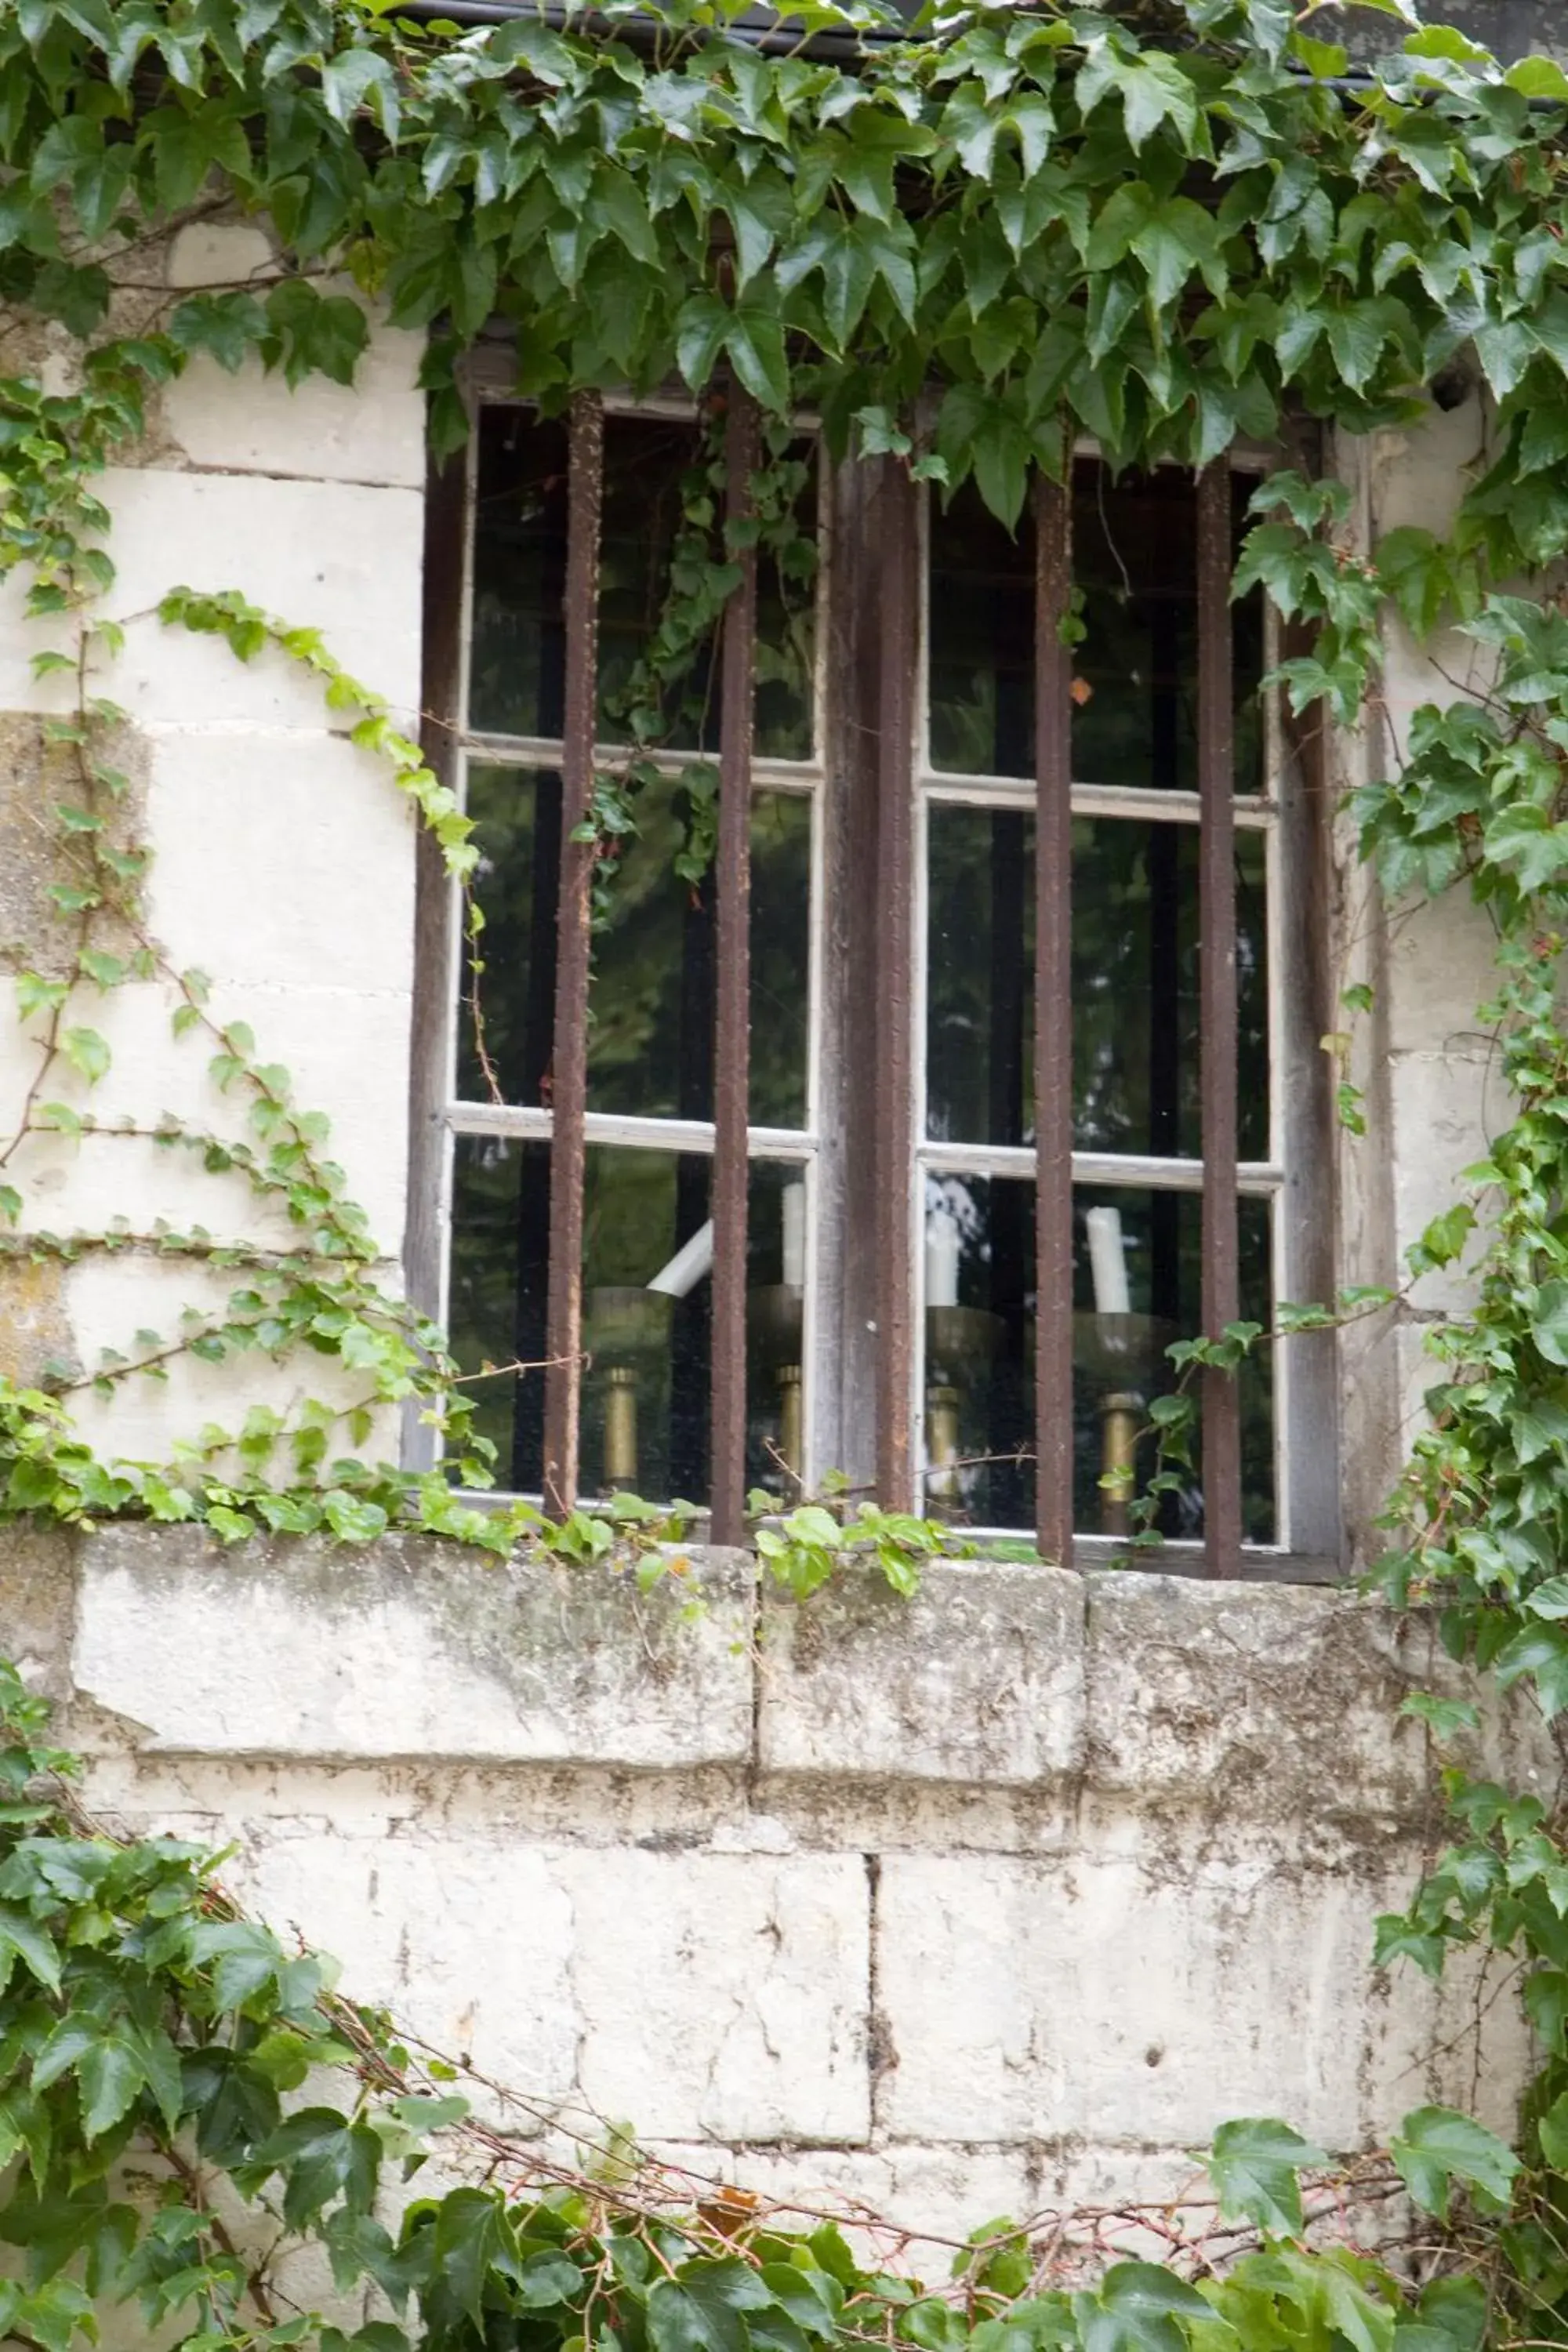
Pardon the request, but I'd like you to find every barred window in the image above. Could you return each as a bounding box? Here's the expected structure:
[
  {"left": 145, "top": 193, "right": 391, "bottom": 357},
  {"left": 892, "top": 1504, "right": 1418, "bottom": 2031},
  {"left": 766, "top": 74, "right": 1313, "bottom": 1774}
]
[{"left": 410, "top": 378, "right": 1337, "bottom": 1574}]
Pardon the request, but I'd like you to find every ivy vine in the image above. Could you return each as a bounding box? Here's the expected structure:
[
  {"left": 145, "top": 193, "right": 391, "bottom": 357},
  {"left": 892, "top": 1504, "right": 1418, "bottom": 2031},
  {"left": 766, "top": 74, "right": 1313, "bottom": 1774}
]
[{"left": 11, "top": 0, "right": 1568, "bottom": 2321}]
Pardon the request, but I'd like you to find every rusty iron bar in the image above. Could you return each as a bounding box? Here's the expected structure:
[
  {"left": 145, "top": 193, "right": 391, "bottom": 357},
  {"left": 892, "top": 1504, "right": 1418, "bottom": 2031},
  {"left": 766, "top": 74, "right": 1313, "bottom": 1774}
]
[
  {"left": 542, "top": 391, "right": 604, "bottom": 1515},
  {"left": 874, "top": 456, "right": 918, "bottom": 1514},
  {"left": 710, "top": 387, "right": 760, "bottom": 1545},
  {"left": 1197, "top": 460, "right": 1242, "bottom": 1576},
  {"left": 1033, "top": 473, "right": 1075, "bottom": 1570}
]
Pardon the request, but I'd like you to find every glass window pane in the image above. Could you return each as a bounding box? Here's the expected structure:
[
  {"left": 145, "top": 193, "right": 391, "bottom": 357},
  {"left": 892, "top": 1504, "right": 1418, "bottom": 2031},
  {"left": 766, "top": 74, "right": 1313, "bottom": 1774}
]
[
  {"left": 469, "top": 408, "right": 569, "bottom": 741},
  {"left": 918, "top": 1174, "right": 1274, "bottom": 1540},
  {"left": 456, "top": 764, "right": 561, "bottom": 1107},
  {"left": 467, "top": 409, "right": 817, "bottom": 758},
  {"left": 456, "top": 768, "right": 811, "bottom": 1127},
  {"left": 448, "top": 1140, "right": 807, "bottom": 1504},
  {"left": 925, "top": 808, "right": 1269, "bottom": 1160},
  {"left": 598, "top": 416, "right": 816, "bottom": 760},
  {"left": 926, "top": 464, "right": 1265, "bottom": 793}
]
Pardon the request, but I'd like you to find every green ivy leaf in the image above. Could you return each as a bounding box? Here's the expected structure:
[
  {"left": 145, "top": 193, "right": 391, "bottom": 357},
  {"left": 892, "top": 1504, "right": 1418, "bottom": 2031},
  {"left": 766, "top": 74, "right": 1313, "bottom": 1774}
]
[
  {"left": 1390, "top": 2107, "right": 1521, "bottom": 2218},
  {"left": 1208, "top": 2116, "right": 1328, "bottom": 2238}
]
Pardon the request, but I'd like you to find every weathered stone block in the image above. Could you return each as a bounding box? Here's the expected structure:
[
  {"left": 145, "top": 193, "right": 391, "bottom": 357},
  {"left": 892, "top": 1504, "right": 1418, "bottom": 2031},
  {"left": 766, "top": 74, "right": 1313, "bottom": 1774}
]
[
  {"left": 874, "top": 1844, "right": 1450, "bottom": 2150},
  {"left": 757, "top": 1560, "right": 1084, "bottom": 1786},
  {"left": 145, "top": 728, "right": 416, "bottom": 994},
  {"left": 230, "top": 1830, "right": 582, "bottom": 2117},
  {"left": 72, "top": 1526, "right": 754, "bottom": 1766},
  {"left": 567, "top": 1851, "right": 870, "bottom": 2143},
  {"left": 161, "top": 326, "right": 426, "bottom": 491},
  {"left": 1083, "top": 1571, "right": 1423, "bottom": 1820},
  {"left": 645, "top": 2140, "right": 1034, "bottom": 2268},
  {"left": 89, "top": 470, "right": 423, "bottom": 726}
]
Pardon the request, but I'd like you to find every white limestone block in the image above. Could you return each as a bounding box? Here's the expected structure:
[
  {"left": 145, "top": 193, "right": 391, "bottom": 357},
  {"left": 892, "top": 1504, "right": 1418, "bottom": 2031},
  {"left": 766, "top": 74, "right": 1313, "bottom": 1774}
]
[
  {"left": 565, "top": 1850, "right": 869, "bottom": 2143},
  {"left": 144, "top": 724, "right": 416, "bottom": 992},
  {"left": 758, "top": 1560, "right": 1084, "bottom": 1786},
  {"left": 161, "top": 326, "right": 426, "bottom": 492},
  {"left": 71, "top": 1526, "right": 755, "bottom": 1769}
]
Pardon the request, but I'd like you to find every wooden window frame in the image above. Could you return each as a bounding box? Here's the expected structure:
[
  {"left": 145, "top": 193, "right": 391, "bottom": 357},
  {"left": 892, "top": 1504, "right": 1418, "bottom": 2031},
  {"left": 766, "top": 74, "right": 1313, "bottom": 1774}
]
[{"left": 408, "top": 383, "right": 1340, "bottom": 1577}]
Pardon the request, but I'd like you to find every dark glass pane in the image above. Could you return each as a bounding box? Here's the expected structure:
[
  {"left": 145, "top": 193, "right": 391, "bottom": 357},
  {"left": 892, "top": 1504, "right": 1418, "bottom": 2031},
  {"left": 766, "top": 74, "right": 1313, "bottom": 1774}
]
[
  {"left": 456, "top": 769, "right": 810, "bottom": 1127},
  {"left": 448, "top": 1140, "right": 806, "bottom": 1503},
  {"left": 469, "top": 409, "right": 568, "bottom": 741},
  {"left": 918, "top": 1175, "right": 1273, "bottom": 1540},
  {"left": 467, "top": 409, "right": 815, "bottom": 758},
  {"left": 925, "top": 808, "right": 1269, "bottom": 1160},
  {"left": 587, "top": 779, "right": 811, "bottom": 1127},
  {"left": 456, "top": 765, "right": 561, "bottom": 1107},
  {"left": 926, "top": 484, "right": 1035, "bottom": 778},
  {"left": 598, "top": 416, "right": 815, "bottom": 760},
  {"left": 926, "top": 463, "right": 1264, "bottom": 793}
]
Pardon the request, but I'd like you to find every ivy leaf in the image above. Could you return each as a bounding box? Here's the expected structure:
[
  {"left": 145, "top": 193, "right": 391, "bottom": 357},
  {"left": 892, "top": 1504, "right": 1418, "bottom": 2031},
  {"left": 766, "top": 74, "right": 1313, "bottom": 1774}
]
[
  {"left": 724, "top": 296, "right": 789, "bottom": 415},
  {"left": 430, "top": 2187, "right": 506, "bottom": 2327},
  {"left": 61, "top": 1028, "right": 111, "bottom": 1086},
  {"left": 1076, "top": 2262, "right": 1213, "bottom": 2352},
  {"left": 78, "top": 2034, "right": 146, "bottom": 2141},
  {"left": 675, "top": 292, "right": 730, "bottom": 394},
  {"left": 1493, "top": 1621, "right": 1568, "bottom": 1717},
  {"left": 1390, "top": 2107, "right": 1520, "bottom": 2219},
  {"left": 171, "top": 292, "right": 268, "bottom": 373},
  {"left": 1533, "top": 1279, "right": 1568, "bottom": 1367},
  {"left": 1207, "top": 2117, "right": 1329, "bottom": 2238},
  {"left": 649, "top": 2263, "right": 774, "bottom": 2352},
  {"left": 1507, "top": 56, "right": 1568, "bottom": 102},
  {"left": 0, "top": 1904, "right": 60, "bottom": 1995},
  {"left": 1525, "top": 1967, "right": 1568, "bottom": 2054},
  {"left": 320, "top": 49, "right": 401, "bottom": 142}
]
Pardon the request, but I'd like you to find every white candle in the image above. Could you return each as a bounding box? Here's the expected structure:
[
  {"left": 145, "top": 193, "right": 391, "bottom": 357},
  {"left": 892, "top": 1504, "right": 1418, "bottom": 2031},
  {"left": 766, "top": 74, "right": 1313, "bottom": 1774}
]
[
  {"left": 926, "top": 1207, "right": 960, "bottom": 1308},
  {"left": 782, "top": 1181, "right": 805, "bottom": 1290},
  {"left": 647, "top": 1220, "right": 713, "bottom": 1298},
  {"left": 1087, "top": 1206, "right": 1131, "bottom": 1316}
]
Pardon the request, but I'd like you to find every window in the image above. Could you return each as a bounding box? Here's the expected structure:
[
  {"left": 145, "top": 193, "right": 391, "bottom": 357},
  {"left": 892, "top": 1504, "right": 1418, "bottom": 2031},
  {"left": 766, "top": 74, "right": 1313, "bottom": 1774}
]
[{"left": 411, "top": 373, "right": 1337, "bottom": 1573}]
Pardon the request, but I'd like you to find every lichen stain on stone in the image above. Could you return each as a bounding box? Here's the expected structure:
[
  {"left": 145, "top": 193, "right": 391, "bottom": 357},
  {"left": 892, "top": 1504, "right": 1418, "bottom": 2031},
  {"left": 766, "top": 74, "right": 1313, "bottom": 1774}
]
[
  {"left": 0, "top": 1254, "right": 78, "bottom": 1387},
  {"left": 0, "top": 712, "right": 150, "bottom": 979}
]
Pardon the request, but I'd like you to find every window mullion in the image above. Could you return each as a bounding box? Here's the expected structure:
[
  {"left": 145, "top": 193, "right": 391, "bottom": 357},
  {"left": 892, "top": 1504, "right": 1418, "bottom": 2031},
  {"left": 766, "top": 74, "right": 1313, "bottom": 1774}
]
[
  {"left": 1033, "top": 472, "right": 1074, "bottom": 1570},
  {"left": 1197, "top": 459, "right": 1242, "bottom": 1575},
  {"left": 542, "top": 390, "right": 604, "bottom": 1516},
  {"left": 710, "top": 385, "right": 760, "bottom": 1546},
  {"left": 875, "top": 456, "right": 919, "bottom": 1515}
]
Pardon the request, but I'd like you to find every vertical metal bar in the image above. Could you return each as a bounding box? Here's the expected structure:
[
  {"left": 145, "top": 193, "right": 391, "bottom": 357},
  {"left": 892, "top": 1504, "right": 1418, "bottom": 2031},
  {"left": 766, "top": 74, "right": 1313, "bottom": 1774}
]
[
  {"left": 1198, "top": 459, "right": 1242, "bottom": 1575},
  {"left": 542, "top": 391, "right": 603, "bottom": 1516},
  {"left": 1033, "top": 473, "right": 1074, "bottom": 1570},
  {"left": 710, "top": 386, "right": 760, "bottom": 1546},
  {"left": 875, "top": 456, "right": 917, "bottom": 1513}
]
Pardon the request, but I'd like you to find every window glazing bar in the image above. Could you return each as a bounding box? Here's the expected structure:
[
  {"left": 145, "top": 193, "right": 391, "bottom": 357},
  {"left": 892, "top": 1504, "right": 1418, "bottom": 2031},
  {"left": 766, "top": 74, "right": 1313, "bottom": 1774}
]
[
  {"left": 916, "top": 1142, "right": 1284, "bottom": 1194},
  {"left": 876, "top": 456, "right": 919, "bottom": 1514},
  {"left": 917, "top": 778, "right": 1276, "bottom": 829},
  {"left": 1034, "top": 472, "right": 1074, "bottom": 1572},
  {"left": 711, "top": 387, "right": 760, "bottom": 1546},
  {"left": 1197, "top": 459, "right": 1243, "bottom": 1576},
  {"left": 542, "top": 390, "right": 603, "bottom": 1516}
]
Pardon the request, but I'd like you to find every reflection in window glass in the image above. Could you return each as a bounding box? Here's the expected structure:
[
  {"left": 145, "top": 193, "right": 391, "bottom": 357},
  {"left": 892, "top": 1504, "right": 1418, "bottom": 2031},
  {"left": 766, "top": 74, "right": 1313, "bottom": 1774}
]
[
  {"left": 448, "top": 1142, "right": 807, "bottom": 1504},
  {"left": 918, "top": 1175, "right": 1273, "bottom": 1539},
  {"left": 927, "top": 466, "right": 1263, "bottom": 792},
  {"left": 456, "top": 768, "right": 811, "bottom": 1125},
  {"left": 469, "top": 408, "right": 816, "bottom": 758},
  {"left": 469, "top": 410, "right": 568, "bottom": 742},
  {"left": 925, "top": 809, "right": 1269, "bottom": 1159}
]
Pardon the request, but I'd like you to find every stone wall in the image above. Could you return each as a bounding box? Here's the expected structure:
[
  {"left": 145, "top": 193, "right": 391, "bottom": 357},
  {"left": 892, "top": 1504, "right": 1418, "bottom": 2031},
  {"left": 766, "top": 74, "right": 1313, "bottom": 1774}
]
[
  {"left": 10, "top": 1526, "right": 1543, "bottom": 2253},
  {"left": 0, "top": 220, "right": 424, "bottom": 1460}
]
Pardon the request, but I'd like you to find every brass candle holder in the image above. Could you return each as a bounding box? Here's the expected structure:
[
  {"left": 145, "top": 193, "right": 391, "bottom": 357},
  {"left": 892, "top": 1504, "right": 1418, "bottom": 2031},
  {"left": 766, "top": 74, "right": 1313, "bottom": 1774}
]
[
  {"left": 748, "top": 1283, "right": 804, "bottom": 1490},
  {"left": 583, "top": 1287, "right": 673, "bottom": 1495},
  {"left": 924, "top": 1303, "right": 1003, "bottom": 1515},
  {"left": 1071, "top": 1311, "right": 1178, "bottom": 1535}
]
